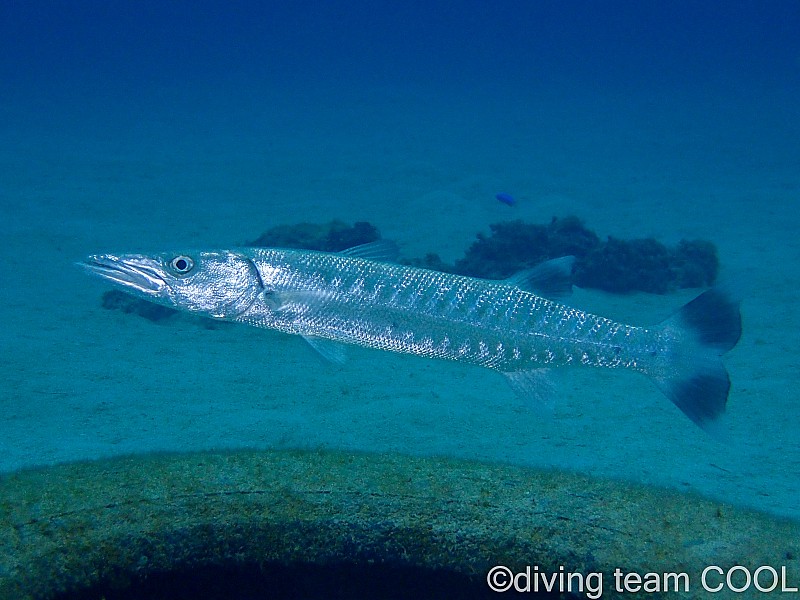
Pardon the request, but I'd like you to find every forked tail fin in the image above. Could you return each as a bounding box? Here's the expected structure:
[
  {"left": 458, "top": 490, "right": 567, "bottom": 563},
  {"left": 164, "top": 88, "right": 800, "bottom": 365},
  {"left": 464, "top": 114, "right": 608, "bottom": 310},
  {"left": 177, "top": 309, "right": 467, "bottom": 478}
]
[{"left": 652, "top": 288, "right": 742, "bottom": 431}]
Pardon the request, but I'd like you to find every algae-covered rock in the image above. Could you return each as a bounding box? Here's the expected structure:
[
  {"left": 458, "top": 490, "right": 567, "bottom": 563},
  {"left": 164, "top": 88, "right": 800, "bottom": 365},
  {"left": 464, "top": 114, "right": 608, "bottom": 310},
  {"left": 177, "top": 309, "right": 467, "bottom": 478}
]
[
  {"left": 672, "top": 239, "right": 719, "bottom": 289},
  {"left": 573, "top": 236, "right": 719, "bottom": 294},
  {"left": 575, "top": 237, "right": 673, "bottom": 294},
  {"left": 452, "top": 217, "right": 718, "bottom": 294},
  {"left": 453, "top": 217, "right": 600, "bottom": 280},
  {"left": 1, "top": 450, "right": 797, "bottom": 600},
  {"left": 453, "top": 220, "right": 551, "bottom": 279}
]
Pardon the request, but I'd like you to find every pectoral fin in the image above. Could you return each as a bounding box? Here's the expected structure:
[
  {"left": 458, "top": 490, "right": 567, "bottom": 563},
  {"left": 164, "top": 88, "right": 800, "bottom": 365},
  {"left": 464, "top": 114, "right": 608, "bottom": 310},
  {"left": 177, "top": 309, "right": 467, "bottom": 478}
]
[{"left": 263, "top": 288, "right": 332, "bottom": 319}]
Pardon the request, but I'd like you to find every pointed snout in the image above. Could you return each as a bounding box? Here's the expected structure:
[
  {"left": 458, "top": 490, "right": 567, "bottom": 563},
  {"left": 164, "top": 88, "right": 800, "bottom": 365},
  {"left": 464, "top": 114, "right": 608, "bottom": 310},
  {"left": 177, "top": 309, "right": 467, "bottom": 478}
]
[{"left": 80, "top": 254, "right": 167, "bottom": 297}]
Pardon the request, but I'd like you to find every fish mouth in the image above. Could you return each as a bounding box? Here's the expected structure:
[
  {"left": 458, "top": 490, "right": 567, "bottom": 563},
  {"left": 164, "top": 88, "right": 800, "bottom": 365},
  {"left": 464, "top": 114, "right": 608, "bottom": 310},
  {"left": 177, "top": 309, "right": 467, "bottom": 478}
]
[{"left": 81, "top": 255, "right": 167, "bottom": 297}]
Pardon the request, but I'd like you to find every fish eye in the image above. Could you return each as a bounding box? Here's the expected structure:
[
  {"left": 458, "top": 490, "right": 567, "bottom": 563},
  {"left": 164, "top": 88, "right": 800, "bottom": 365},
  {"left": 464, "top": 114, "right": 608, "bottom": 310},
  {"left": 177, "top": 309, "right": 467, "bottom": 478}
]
[{"left": 170, "top": 255, "right": 194, "bottom": 274}]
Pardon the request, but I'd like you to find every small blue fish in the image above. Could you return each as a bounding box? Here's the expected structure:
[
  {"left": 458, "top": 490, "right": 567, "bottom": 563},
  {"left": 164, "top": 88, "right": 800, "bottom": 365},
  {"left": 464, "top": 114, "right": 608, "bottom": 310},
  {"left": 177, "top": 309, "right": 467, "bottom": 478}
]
[{"left": 496, "top": 192, "right": 516, "bottom": 206}]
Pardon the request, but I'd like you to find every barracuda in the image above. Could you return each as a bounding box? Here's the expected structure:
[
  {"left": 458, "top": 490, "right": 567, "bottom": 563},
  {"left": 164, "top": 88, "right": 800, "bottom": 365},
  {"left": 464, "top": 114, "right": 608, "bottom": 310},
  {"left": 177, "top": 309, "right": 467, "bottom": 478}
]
[{"left": 81, "top": 242, "right": 741, "bottom": 431}]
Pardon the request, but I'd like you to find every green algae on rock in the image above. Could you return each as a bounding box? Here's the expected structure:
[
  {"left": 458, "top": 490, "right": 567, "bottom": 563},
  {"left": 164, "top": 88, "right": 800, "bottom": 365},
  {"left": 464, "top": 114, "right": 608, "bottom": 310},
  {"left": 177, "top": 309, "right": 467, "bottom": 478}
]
[{"left": 1, "top": 450, "right": 797, "bottom": 599}]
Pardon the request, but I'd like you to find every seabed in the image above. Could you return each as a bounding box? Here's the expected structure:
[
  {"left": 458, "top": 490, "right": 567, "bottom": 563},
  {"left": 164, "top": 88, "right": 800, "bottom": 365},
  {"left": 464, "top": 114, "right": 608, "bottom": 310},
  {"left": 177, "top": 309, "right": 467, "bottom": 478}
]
[{"left": 1, "top": 449, "right": 797, "bottom": 599}]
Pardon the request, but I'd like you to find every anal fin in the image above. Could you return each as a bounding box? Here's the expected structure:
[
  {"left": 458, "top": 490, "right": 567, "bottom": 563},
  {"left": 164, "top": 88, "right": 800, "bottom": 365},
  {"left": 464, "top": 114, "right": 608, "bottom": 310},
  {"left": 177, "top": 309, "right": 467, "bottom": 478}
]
[
  {"left": 503, "top": 368, "right": 555, "bottom": 410},
  {"left": 302, "top": 335, "right": 348, "bottom": 365}
]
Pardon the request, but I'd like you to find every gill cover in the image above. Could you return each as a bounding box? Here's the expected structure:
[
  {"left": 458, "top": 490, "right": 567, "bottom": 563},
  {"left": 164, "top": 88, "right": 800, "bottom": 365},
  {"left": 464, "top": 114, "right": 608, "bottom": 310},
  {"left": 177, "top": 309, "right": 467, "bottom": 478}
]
[{"left": 160, "top": 251, "right": 264, "bottom": 318}]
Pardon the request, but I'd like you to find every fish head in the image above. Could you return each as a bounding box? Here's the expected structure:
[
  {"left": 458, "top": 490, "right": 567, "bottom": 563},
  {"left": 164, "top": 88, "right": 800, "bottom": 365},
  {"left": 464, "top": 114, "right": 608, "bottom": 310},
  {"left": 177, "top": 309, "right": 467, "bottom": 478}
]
[{"left": 82, "top": 250, "right": 263, "bottom": 319}]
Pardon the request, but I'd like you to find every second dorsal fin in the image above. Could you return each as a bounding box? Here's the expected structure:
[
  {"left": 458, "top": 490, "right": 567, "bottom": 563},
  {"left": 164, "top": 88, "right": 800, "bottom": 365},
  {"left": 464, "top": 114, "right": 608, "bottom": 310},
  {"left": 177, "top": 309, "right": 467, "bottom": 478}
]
[{"left": 504, "top": 256, "right": 575, "bottom": 299}]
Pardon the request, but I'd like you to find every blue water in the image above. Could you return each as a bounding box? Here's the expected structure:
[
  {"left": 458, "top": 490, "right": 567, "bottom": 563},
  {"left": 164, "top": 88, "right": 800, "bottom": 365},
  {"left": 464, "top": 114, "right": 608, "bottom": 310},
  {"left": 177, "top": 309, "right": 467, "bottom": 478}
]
[{"left": 2, "top": 0, "right": 799, "bottom": 530}]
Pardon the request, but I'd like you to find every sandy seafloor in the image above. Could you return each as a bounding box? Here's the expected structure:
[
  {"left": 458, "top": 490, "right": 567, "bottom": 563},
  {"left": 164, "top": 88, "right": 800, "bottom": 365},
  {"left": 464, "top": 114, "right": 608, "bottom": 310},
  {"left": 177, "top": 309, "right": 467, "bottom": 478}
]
[{"left": 1, "top": 71, "right": 799, "bottom": 527}]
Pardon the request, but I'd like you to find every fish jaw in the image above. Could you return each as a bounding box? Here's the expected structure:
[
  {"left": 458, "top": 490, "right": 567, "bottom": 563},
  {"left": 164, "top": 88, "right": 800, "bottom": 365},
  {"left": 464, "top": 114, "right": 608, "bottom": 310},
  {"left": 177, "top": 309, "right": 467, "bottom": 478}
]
[{"left": 81, "top": 254, "right": 168, "bottom": 300}]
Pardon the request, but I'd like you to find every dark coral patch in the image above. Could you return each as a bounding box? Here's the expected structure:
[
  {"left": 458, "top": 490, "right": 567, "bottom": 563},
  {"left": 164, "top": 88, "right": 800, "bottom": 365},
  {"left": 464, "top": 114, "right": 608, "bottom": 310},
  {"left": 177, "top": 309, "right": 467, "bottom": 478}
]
[{"left": 452, "top": 217, "right": 717, "bottom": 294}]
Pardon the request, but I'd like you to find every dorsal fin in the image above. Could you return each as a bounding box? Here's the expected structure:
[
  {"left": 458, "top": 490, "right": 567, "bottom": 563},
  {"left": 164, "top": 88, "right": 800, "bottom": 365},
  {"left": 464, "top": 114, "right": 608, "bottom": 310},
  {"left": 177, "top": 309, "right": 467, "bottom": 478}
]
[
  {"left": 504, "top": 256, "right": 575, "bottom": 299},
  {"left": 338, "top": 240, "right": 400, "bottom": 262}
]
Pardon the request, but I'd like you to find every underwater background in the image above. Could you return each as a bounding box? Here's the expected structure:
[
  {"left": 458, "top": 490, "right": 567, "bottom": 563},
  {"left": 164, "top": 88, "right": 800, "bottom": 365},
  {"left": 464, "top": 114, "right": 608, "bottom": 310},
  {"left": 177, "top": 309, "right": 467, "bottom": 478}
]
[{"left": 1, "top": 0, "right": 799, "bottom": 526}]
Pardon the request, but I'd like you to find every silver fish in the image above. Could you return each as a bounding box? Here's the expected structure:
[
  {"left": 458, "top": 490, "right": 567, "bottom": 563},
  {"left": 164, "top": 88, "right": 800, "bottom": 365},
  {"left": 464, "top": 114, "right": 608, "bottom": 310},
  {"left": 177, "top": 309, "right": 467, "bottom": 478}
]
[{"left": 81, "top": 242, "right": 741, "bottom": 430}]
